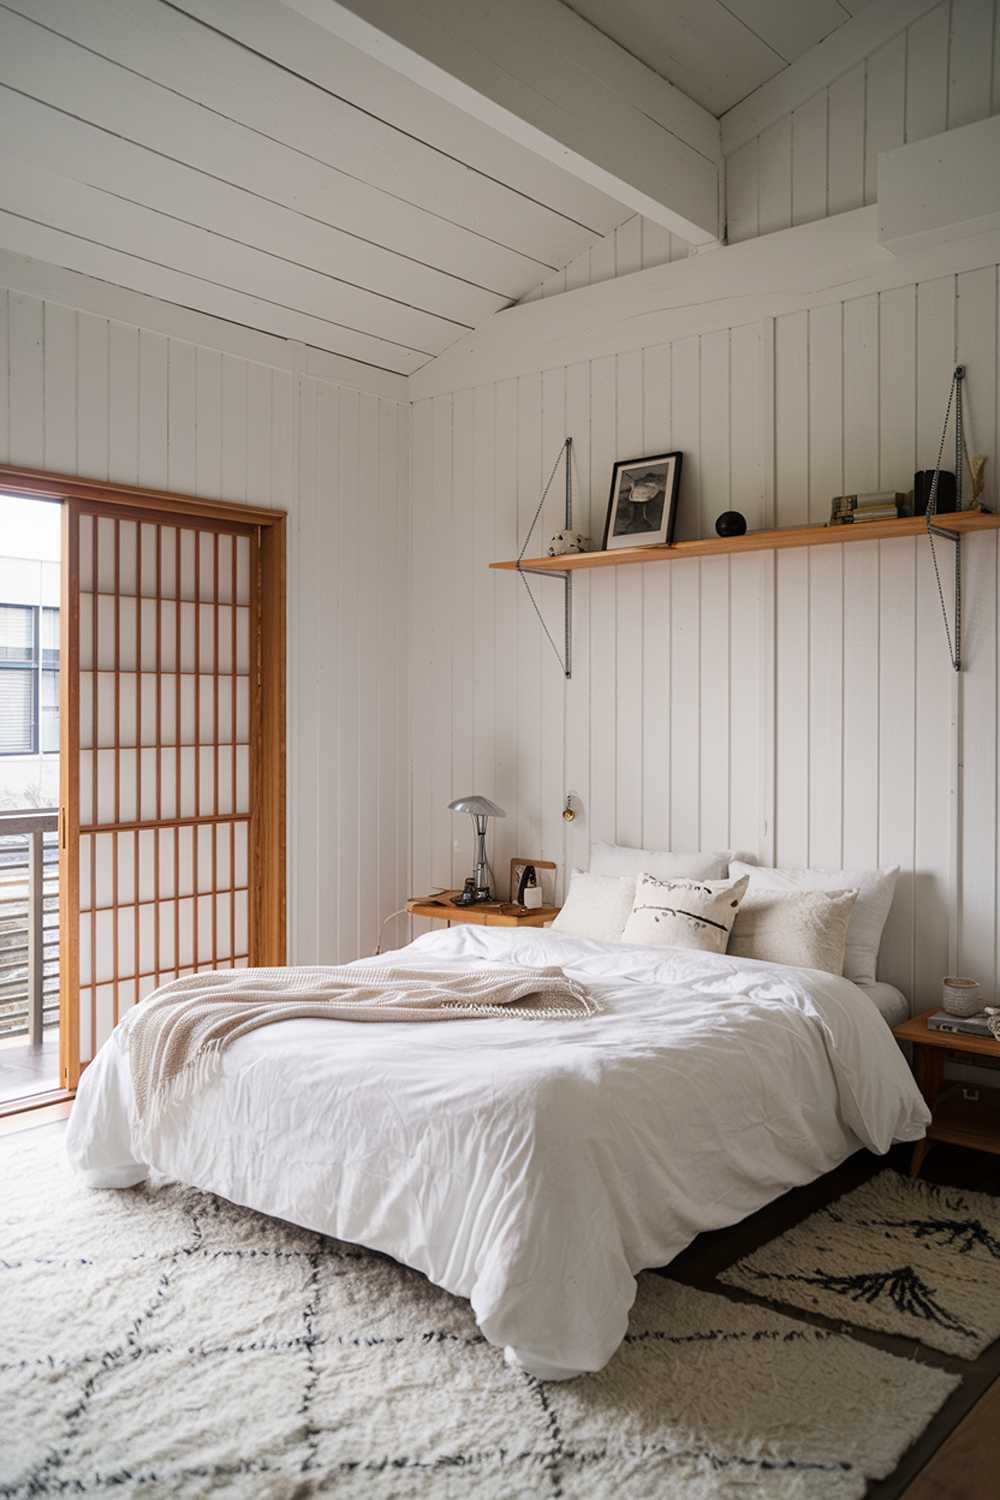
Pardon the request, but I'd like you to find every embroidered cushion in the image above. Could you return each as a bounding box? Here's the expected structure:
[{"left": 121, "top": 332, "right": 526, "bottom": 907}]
[
  {"left": 728, "top": 889, "right": 858, "bottom": 976},
  {"left": 620, "top": 874, "right": 749, "bottom": 953}
]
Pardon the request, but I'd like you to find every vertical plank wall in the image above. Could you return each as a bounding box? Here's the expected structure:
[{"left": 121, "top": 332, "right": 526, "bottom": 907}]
[
  {"left": 521, "top": 0, "right": 1000, "bottom": 302},
  {"left": 410, "top": 264, "right": 1000, "bottom": 1015},
  {"left": 725, "top": 0, "right": 1000, "bottom": 243},
  {"left": 0, "top": 280, "right": 411, "bottom": 967}
]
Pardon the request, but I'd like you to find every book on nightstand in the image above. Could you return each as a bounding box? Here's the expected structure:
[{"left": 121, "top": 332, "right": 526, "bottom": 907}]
[{"left": 926, "top": 1009, "right": 997, "bottom": 1038}]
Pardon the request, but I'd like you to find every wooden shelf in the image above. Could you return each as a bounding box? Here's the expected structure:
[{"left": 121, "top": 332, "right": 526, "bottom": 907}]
[{"left": 491, "top": 510, "right": 1000, "bottom": 573}]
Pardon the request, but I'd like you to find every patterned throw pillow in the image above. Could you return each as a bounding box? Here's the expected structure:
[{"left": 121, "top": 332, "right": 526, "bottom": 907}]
[{"left": 620, "top": 873, "right": 749, "bottom": 953}]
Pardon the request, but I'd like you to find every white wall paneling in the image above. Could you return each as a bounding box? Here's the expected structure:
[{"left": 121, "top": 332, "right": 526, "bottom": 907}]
[
  {"left": 521, "top": 216, "right": 694, "bottom": 305},
  {"left": 724, "top": 0, "right": 1000, "bottom": 244},
  {"left": 0, "top": 270, "right": 411, "bottom": 969},
  {"left": 410, "top": 259, "right": 1000, "bottom": 1015}
]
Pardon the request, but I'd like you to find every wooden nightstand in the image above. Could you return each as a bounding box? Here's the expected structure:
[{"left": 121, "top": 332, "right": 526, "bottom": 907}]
[
  {"left": 893, "top": 1011, "right": 1000, "bottom": 1176},
  {"left": 406, "top": 891, "right": 560, "bottom": 928}
]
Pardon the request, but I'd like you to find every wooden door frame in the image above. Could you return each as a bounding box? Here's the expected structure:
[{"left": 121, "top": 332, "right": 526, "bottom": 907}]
[{"left": 0, "top": 466, "right": 286, "bottom": 1091}]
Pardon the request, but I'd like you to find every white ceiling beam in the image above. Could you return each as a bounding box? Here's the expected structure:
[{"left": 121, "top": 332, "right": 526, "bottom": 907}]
[{"left": 281, "top": 0, "right": 723, "bottom": 244}]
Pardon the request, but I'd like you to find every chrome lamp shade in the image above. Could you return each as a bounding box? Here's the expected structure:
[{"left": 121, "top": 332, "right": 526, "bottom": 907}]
[{"left": 448, "top": 796, "right": 505, "bottom": 902}]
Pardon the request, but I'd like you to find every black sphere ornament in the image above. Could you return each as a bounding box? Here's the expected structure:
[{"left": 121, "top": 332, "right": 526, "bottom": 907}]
[{"left": 715, "top": 510, "right": 747, "bottom": 537}]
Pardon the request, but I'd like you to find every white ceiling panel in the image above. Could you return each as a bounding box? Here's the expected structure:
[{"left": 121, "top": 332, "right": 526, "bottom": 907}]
[
  {"left": 4, "top": 0, "right": 607, "bottom": 265},
  {"left": 173, "top": 0, "right": 628, "bottom": 238},
  {"left": 0, "top": 0, "right": 871, "bottom": 373},
  {"left": 0, "top": 0, "right": 636, "bottom": 374},
  {"left": 563, "top": 0, "right": 862, "bottom": 114}
]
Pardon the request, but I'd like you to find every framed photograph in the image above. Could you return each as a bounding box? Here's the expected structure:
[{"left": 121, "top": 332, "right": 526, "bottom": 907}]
[{"left": 602, "top": 452, "right": 682, "bottom": 551}]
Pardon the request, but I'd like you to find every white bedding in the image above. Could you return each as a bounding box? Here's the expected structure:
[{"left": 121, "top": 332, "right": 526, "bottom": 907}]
[
  {"left": 857, "top": 980, "right": 909, "bottom": 1027},
  {"left": 66, "top": 927, "right": 929, "bottom": 1379}
]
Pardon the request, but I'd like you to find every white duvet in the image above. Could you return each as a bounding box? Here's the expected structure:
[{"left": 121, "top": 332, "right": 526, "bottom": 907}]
[{"left": 66, "top": 926, "right": 929, "bottom": 1379}]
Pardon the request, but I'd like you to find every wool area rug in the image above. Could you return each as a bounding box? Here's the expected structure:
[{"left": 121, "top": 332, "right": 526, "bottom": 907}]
[
  {"left": 1, "top": 1134, "right": 957, "bottom": 1499},
  {"left": 722, "top": 1169, "right": 1000, "bottom": 1359}
]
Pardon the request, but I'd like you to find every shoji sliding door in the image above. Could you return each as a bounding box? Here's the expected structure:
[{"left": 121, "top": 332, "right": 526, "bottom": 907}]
[
  {"left": 0, "top": 463, "right": 287, "bottom": 1095},
  {"left": 68, "top": 505, "right": 257, "bottom": 1075}
]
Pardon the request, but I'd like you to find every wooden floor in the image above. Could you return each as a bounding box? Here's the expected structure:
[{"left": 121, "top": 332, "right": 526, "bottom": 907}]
[
  {"left": 2, "top": 1112, "right": 998, "bottom": 1496},
  {"left": 0, "top": 1028, "right": 60, "bottom": 1106}
]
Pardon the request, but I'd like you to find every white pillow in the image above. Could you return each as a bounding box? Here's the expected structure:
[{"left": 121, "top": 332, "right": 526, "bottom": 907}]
[
  {"left": 591, "top": 841, "right": 730, "bottom": 882},
  {"left": 729, "top": 861, "right": 898, "bottom": 986},
  {"left": 621, "top": 873, "right": 749, "bottom": 953},
  {"left": 550, "top": 871, "right": 636, "bottom": 942},
  {"left": 728, "top": 889, "right": 858, "bottom": 976}
]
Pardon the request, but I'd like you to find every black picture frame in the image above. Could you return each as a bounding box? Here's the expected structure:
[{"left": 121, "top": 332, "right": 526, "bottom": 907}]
[{"left": 601, "top": 452, "right": 683, "bottom": 551}]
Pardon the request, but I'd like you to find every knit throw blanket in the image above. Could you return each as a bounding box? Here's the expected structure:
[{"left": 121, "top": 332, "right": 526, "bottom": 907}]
[{"left": 123, "top": 962, "right": 599, "bottom": 1131}]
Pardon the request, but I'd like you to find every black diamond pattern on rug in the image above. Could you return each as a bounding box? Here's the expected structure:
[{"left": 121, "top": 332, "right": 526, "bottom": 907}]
[
  {"left": 2, "top": 1135, "right": 957, "bottom": 1498},
  {"left": 722, "top": 1170, "right": 1000, "bottom": 1358}
]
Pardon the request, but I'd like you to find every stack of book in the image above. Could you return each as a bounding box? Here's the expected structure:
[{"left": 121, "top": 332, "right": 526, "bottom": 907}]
[{"left": 829, "top": 491, "right": 905, "bottom": 525}]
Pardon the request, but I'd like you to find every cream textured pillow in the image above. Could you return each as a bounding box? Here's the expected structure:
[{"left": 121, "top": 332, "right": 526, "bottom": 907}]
[
  {"left": 729, "top": 861, "right": 897, "bottom": 985},
  {"left": 591, "top": 842, "right": 730, "bottom": 881},
  {"left": 550, "top": 870, "right": 636, "bottom": 942},
  {"left": 728, "top": 889, "right": 858, "bottom": 975},
  {"left": 621, "top": 873, "right": 748, "bottom": 953}
]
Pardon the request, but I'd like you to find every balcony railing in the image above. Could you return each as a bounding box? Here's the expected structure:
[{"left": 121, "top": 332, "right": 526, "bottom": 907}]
[{"left": 0, "top": 810, "right": 59, "bottom": 1042}]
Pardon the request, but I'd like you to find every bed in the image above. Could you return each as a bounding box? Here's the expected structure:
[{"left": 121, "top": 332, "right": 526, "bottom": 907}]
[{"left": 66, "top": 925, "right": 929, "bottom": 1380}]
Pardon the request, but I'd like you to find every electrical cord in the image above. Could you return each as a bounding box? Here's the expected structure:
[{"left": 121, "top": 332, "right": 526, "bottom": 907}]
[{"left": 374, "top": 888, "right": 448, "bottom": 954}]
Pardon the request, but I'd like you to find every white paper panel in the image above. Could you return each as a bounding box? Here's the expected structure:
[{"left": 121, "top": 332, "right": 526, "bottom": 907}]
[
  {"left": 95, "top": 985, "right": 115, "bottom": 1045},
  {"left": 217, "top": 534, "right": 235, "bottom": 604},
  {"left": 180, "top": 531, "right": 197, "bottom": 600},
  {"left": 96, "top": 517, "right": 116, "bottom": 594},
  {"left": 236, "top": 536, "right": 251, "bottom": 606},
  {"left": 159, "top": 526, "right": 178, "bottom": 601},
  {"left": 234, "top": 821, "right": 248, "bottom": 888},
  {"left": 139, "top": 523, "right": 158, "bottom": 595},
  {"left": 118, "top": 520, "right": 138, "bottom": 595},
  {"left": 79, "top": 519, "right": 94, "bottom": 592},
  {"left": 79, "top": 592, "right": 93, "bottom": 670},
  {"left": 234, "top": 889, "right": 248, "bottom": 957}
]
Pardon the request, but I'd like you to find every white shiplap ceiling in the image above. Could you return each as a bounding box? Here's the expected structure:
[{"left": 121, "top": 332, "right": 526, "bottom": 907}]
[
  {"left": 0, "top": 0, "right": 634, "bottom": 376},
  {"left": 0, "top": 0, "right": 873, "bottom": 379},
  {"left": 563, "top": 0, "right": 873, "bottom": 115}
]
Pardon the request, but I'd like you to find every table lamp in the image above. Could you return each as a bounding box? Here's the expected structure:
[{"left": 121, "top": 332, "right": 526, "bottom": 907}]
[{"left": 448, "top": 796, "right": 505, "bottom": 903}]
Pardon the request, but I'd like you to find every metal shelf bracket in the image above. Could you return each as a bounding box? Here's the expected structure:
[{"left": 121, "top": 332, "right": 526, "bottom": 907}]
[{"left": 515, "top": 436, "right": 574, "bottom": 679}]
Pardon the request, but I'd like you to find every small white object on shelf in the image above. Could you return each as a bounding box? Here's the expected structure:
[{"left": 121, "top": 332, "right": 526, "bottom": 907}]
[{"left": 547, "top": 530, "right": 590, "bottom": 557}]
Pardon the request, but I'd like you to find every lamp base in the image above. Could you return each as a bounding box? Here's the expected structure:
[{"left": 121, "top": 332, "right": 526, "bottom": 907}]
[{"left": 452, "top": 878, "right": 493, "bottom": 906}]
